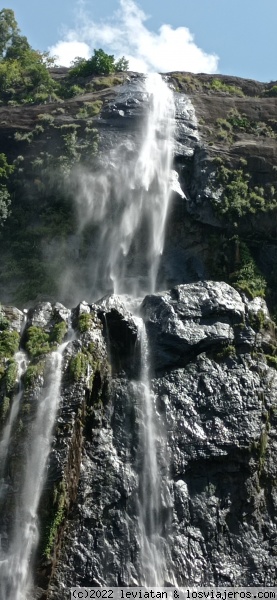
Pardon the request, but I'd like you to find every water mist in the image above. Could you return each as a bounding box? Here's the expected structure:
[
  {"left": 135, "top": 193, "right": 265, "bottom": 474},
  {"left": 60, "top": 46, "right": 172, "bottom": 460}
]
[{"left": 64, "top": 73, "right": 175, "bottom": 302}]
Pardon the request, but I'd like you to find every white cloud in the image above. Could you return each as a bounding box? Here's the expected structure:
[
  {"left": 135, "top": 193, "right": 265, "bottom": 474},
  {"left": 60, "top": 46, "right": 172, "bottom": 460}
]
[
  {"left": 49, "top": 0, "right": 219, "bottom": 73},
  {"left": 49, "top": 41, "right": 90, "bottom": 67}
]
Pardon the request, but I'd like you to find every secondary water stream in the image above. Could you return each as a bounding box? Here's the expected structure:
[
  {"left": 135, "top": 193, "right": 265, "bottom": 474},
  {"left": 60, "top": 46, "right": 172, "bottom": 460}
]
[
  {"left": 0, "top": 334, "right": 73, "bottom": 600},
  {"left": 134, "top": 317, "right": 167, "bottom": 585},
  {"left": 0, "top": 351, "right": 28, "bottom": 481}
]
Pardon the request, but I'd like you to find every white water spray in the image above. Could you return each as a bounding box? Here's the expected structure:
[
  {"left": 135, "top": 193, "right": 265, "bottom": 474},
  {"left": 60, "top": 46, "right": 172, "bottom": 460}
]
[
  {"left": 132, "top": 315, "right": 175, "bottom": 587},
  {"left": 0, "top": 337, "right": 71, "bottom": 600},
  {"left": 70, "top": 73, "right": 175, "bottom": 300},
  {"left": 134, "top": 317, "right": 164, "bottom": 585}
]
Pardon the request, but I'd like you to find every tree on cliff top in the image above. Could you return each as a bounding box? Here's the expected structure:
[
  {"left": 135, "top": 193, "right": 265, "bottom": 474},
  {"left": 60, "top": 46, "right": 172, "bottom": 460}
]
[
  {"left": 69, "top": 48, "right": 129, "bottom": 78},
  {"left": 0, "top": 8, "right": 56, "bottom": 104}
]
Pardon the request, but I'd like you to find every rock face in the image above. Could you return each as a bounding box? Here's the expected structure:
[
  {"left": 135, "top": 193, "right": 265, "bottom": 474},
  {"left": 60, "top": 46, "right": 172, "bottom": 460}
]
[
  {"left": 1, "top": 71, "right": 277, "bottom": 597},
  {"left": 1, "top": 71, "right": 277, "bottom": 310},
  {"left": 0, "top": 285, "right": 277, "bottom": 596},
  {"left": 28, "top": 282, "right": 274, "bottom": 596}
]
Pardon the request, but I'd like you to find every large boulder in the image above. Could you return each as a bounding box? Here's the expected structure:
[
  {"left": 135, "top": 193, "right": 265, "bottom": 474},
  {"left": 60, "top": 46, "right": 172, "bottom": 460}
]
[{"left": 141, "top": 281, "right": 246, "bottom": 372}]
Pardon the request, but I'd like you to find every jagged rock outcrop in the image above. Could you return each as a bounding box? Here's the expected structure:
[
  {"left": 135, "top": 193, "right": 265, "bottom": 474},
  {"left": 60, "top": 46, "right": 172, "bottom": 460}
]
[{"left": 29, "top": 282, "right": 275, "bottom": 596}]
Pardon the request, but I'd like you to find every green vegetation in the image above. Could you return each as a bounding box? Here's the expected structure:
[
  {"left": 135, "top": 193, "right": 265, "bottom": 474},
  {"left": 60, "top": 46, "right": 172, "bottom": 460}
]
[
  {"left": 171, "top": 74, "right": 245, "bottom": 97},
  {"left": 69, "top": 49, "right": 128, "bottom": 78},
  {"left": 265, "top": 354, "right": 277, "bottom": 369},
  {"left": 213, "top": 344, "right": 236, "bottom": 361},
  {"left": 229, "top": 242, "right": 267, "bottom": 298},
  {"left": 69, "top": 343, "right": 97, "bottom": 384},
  {"left": 25, "top": 326, "right": 51, "bottom": 358},
  {"left": 92, "top": 76, "right": 122, "bottom": 90},
  {"left": 265, "top": 85, "right": 277, "bottom": 97},
  {"left": 0, "top": 395, "right": 10, "bottom": 421},
  {"left": 24, "top": 360, "right": 44, "bottom": 388},
  {"left": 43, "top": 480, "right": 67, "bottom": 559},
  {"left": 25, "top": 321, "right": 67, "bottom": 357},
  {"left": 0, "top": 11, "right": 127, "bottom": 106},
  {"left": 69, "top": 351, "right": 89, "bottom": 381},
  {"left": 0, "top": 153, "right": 14, "bottom": 179},
  {"left": 37, "top": 113, "right": 55, "bottom": 124},
  {"left": 0, "top": 329, "right": 20, "bottom": 358},
  {"left": 14, "top": 131, "right": 33, "bottom": 143},
  {"left": 50, "top": 321, "right": 67, "bottom": 344},
  {"left": 208, "top": 233, "right": 267, "bottom": 300},
  {"left": 77, "top": 312, "right": 93, "bottom": 333},
  {"left": 215, "top": 109, "right": 276, "bottom": 143},
  {"left": 5, "top": 359, "right": 18, "bottom": 392},
  {"left": 171, "top": 73, "right": 204, "bottom": 93},
  {"left": 248, "top": 309, "right": 269, "bottom": 332},
  {"left": 0, "top": 9, "right": 57, "bottom": 105},
  {"left": 76, "top": 100, "right": 103, "bottom": 118},
  {"left": 210, "top": 78, "right": 244, "bottom": 96},
  {"left": 213, "top": 160, "right": 277, "bottom": 220},
  {"left": 0, "top": 311, "right": 9, "bottom": 331},
  {"left": 0, "top": 329, "right": 19, "bottom": 387}
]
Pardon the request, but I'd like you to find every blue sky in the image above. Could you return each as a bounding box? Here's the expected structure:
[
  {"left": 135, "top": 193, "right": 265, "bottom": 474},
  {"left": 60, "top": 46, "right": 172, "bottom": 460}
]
[{"left": 3, "top": 0, "right": 277, "bottom": 81}]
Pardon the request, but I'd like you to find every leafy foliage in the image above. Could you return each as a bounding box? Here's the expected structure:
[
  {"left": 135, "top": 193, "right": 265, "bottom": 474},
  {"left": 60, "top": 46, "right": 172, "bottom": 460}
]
[
  {"left": 0, "top": 396, "right": 10, "bottom": 422},
  {"left": 49, "top": 321, "right": 68, "bottom": 344},
  {"left": 210, "top": 78, "right": 244, "bottom": 96},
  {"left": 69, "top": 343, "right": 97, "bottom": 384},
  {"left": 69, "top": 351, "right": 89, "bottom": 381},
  {"left": 69, "top": 48, "right": 128, "bottom": 78},
  {"left": 77, "top": 100, "right": 103, "bottom": 118},
  {"left": 215, "top": 109, "right": 276, "bottom": 143},
  {"left": 78, "top": 313, "right": 93, "bottom": 333},
  {"left": 0, "top": 9, "right": 57, "bottom": 104},
  {"left": 230, "top": 242, "right": 267, "bottom": 298},
  {"left": 25, "top": 326, "right": 51, "bottom": 358},
  {"left": 0, "top": 329, "right": 20, "bottom": 358},
  {"left": 213, "top": 161, "right": 277, "bottom": 220},
  {"left": 42, "top": 480, "right": 67, "bottom": 559},
  {"left": 5, "top": 359, "right": 18, "bottom": 392},
  {"left": 25, "top": 322, "right": 67, "bottom": 359},
  {"left": 265, "top": 85, "right": 277, "bottom": 97},
  {"left": 24, "top": 361, "right": 44, "bottom": 388}
]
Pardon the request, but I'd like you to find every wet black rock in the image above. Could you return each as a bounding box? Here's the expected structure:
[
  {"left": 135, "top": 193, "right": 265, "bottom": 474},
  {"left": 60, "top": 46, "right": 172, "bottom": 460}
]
[
  {"left": 43, "top": 282, "right": 277, "bottom": 596},
  {"left": 141, "top": 281, "right": 245, "bottom": 372}
]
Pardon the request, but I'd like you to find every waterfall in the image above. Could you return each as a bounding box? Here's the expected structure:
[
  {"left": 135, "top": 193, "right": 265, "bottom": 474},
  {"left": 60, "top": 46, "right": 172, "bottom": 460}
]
[
  {"left": 102, "top": 74, "right": 175, "bottom": 584},
  {"left": 69, "top": 72, "right": 175, "bottom": 301},
  {"left": 0, "top": 73, "right": 177, "bottom": 593},
  {"left": 133, "top": 317, "right": 167, "bottom": 585},
  {"left": 0, "top": 351, "right": 28, "bottom": 482},
  {"left": 0, "top": 338, "right": 71, "bottom": 600}
]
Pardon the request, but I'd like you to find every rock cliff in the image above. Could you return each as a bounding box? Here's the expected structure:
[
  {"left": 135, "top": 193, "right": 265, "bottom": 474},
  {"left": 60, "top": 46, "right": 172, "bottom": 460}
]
[{"left": 0, "top": 71, "right": 277, "bottom": 598}]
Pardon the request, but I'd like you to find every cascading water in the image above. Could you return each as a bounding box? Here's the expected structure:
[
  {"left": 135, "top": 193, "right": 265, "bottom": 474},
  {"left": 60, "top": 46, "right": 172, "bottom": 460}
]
[
  {"left": 0, "top": 73, "right": 178, "bottom": 594},
  {"left": 0, "top": 335, "right": 72, "bottom": 600},
  {"left": 134, "top": 317, "right": 171, "bottom": 586},
  {"left": 95, "top": 73, "right": 176, "bottom": 584},
  {"left": 67, "top": 72, "right": 175, "bottom": 301},
  {"left": 98, "top": 73, "right": 175, "bottom": 584},
  {"left": 0, "top": 351, "right": 28, "bottom": 482}
]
